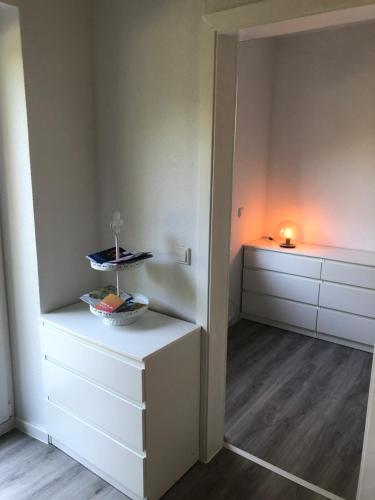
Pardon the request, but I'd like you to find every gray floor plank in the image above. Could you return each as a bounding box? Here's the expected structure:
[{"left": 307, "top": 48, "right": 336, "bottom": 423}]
[
  {"left": 0, "top": 431, "right": 127, "bottom": 500},
  {"left": 0, "top": 430, "right": 326, "bottom": 500},
  {"left": 225, "top": 320, "right": 372, "bottom": 500},
  {"left": 163, "top": 447, "right": 327, "bottom": 500}
]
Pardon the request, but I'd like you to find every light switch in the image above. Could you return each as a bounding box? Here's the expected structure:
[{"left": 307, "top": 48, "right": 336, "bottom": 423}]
[{"left": 176, "top": 245, "right": 191, "bottom": 266}]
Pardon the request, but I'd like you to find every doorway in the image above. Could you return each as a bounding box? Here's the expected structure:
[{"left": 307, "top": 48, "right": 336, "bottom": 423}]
[
  {"left": 225, "top": 21, "right": 375, "bottom": 498},
  {"left": 198, "top": 3, "right": 375, "bottom": 500}
]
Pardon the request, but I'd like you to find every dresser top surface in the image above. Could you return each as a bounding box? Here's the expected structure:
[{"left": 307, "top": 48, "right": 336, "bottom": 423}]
[
  {"left": 245, "top": 238, "right": 375, "bottom": 267},
  {"left": 41, "top": 302, "right": 199, "bottom": 362}
]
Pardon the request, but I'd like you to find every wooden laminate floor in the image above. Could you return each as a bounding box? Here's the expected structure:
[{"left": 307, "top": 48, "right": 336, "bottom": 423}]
[
  {"left": 0, "top": 430, "right": 326, "bottom": 500},
  {"left": 225, "top": 320, "right": 373, "bottom": 500}
]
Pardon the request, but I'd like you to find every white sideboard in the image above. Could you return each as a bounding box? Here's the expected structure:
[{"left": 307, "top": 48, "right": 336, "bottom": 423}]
[
  {"left": 242, "top": 239, "right": 375, "bottom": 351},
  {"left": 40, "top": 303, "right": 201, "bottom": 500}
]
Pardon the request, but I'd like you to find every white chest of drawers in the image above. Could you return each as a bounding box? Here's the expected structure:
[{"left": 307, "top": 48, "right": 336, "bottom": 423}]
[
  {"left": 242, "top": 239, "right": 375, "bottom": 351},
  {"left": 40, "top": 303, "right": 201, "bottom": 500}
]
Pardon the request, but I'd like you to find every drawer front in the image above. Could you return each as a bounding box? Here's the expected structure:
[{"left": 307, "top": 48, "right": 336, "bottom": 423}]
[
  {"left": 318, "top": 308, "right": 375, "bottom": 346},
  {"left": 320, "top": 282, "right": 375, "bottom": 319},
  {"left": 242, "top": 292, "right": 317, "bottom": 331},
  {"left": 41, "top": 325, "right": 143, "bottom": 404},
  {"left": 322, "top": 260, "right": 375, "bottom": 289},
  {"left": 244, "top": 248, "right": 321, "bottom": 279},
  {"left": 46, "top": 402, "right": 145, "bottom": 498},
  {"left": 243, "top": 268, "right": 320, "bottom": 305},
  {"left": 45, "top": 360, "right": 144, "bottom": 453}
]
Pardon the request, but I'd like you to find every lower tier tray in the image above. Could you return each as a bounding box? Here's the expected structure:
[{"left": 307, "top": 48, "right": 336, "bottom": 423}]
[{"left": 90, "top": 293, "right": 149, "bottom": 326}]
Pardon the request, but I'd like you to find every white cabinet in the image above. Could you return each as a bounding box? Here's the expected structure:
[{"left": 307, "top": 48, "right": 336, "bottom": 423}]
[
  {"left": 242, "top": 239, "right": 375, "bottom": 351},
  {"left": 320, "top": 282, "right": 375, "bottom": 319},
  {"left": 243, "top": 268, "right": 320, "bottom": 305},
  {"left": 47, "top": 402, "right": 145, "bottom": 498},
  {"left": 242, "top": 292, "right": 318, "bottom": 331},
  {"left": 45, "top": 361, "right": 145, "bottom": 453},
  {"left": 244, "top": 246, "right": 322, "bottom": 278},
  {"left": 242, "top": 242, "right": 320, "bottom": 335},
  {"left": 321, "top": 260, "right": 375, "bottom": 289},
  {"left": 40, "top": 303, "right": 201, "bottom": 500},
  {"left": 42, "top": 325, "right": 144, "bottom": 404},
  {"left": 317, "top": 308, "right": 375, "bottom": 347}
]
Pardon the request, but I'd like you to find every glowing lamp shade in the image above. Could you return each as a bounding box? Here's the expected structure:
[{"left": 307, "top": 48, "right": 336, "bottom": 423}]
[{"left": 275, "top": 221, "right": 302, "bottom": 249}]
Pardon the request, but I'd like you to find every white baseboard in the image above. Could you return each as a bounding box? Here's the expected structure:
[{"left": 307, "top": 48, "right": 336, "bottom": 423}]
[
  {"left": 0, "top": 417, "right": 14, "bottom": 437},
  {"left": 15, "top": 417, "right": 48, "bottom": 444}
]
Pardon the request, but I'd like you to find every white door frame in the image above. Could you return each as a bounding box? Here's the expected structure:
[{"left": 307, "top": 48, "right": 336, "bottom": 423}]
[{"left": 197, "top": 0, "right": 375, "bottom": 478}]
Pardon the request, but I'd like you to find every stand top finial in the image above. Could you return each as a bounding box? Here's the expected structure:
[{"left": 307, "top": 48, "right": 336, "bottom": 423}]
[{"left": 110, "top": 211, "right": 123, "bottom": 236}]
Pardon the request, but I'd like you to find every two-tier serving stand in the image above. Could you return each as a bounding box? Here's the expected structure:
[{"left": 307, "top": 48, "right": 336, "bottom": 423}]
[{"left": 88, "top": 212, "right": 149, "bottom": 326}]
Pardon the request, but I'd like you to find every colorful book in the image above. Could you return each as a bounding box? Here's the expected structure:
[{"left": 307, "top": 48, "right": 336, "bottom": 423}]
[
  {"left": 95, "top": 293, "right": 125, "bottom": 313},
  {"left": 80, "top": 286, "right": 133, "bottom": 308}
]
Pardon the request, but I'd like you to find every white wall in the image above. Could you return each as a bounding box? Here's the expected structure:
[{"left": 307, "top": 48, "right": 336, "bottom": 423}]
[
  {"left": 94, "top": 0, "right": 203, "bottom": 322},
  {"left": 0, "top": 3, "right": 42, "bottom": 432},
  {"left": 229, "top": 39, "right": 274, "bottom": 323},
  {"left": 0, "top": 0, "right": 98, "bottom": 435},
  {"left": 231, "top": 21, "right": 375, "bottom": 318},
  {"left": 265, "top": 22, "right": 375, "bottom": 250},
  {"left": 17, "top": 0, "right": 99, "bottom": 313}
]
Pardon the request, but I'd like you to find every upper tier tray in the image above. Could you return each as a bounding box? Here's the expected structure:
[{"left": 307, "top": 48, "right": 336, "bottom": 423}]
[{"left": 90, "top": 259, "right": 146, "bottom": 272}]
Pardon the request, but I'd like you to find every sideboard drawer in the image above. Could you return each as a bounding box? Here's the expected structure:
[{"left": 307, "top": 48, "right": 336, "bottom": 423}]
[
  {"left": 45, "top": 360, "right": 144, "bottom": 453},
  {"left": 47, "top": 402, "right": 145, "bottom": 498},
  {"left": 41, "top": 325, "right": 144, "bottom": 404},
  {"left": 244, "top": 247, "right": 322, "bottom": 279},
  {"left": 319, "top": 282, "right": 375, "bottom": 319},
  {"left": 242, "top": 292, "right": 317, "bottom": 331},
  {"left": 322, "top": 260, "right": 375, "bottom": 289},
  {"left": 243, "top": 268, "right": 320, "bottom": 305},
  {"left": 318, "top": 308, "right": 375, "bottom": 347}
]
